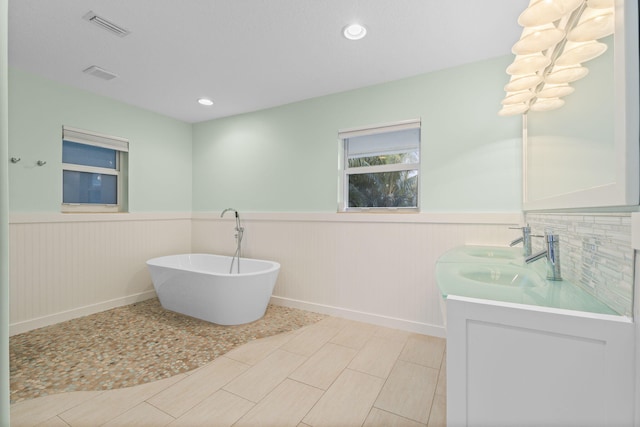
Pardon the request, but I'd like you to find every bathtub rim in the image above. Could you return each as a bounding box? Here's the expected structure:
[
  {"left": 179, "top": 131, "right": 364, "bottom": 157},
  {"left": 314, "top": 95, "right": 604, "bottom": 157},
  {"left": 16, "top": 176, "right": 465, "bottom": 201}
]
[{"left": 146, "top": 253, "right": 281, "bottom": 277}]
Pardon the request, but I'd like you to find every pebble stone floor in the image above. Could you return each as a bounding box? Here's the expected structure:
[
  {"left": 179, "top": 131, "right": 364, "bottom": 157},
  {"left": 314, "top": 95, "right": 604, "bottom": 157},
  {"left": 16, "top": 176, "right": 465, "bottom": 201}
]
[{"left": 10, "top": 298, "right": 327, "bottom": 404}]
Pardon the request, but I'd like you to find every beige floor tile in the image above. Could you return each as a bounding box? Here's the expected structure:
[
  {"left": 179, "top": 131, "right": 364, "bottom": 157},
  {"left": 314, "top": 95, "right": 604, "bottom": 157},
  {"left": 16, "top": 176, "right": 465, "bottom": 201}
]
[
  {"left": 302, "top": 369, "right": 385, "bottom": 427},
  {"left": 168, "top": 390, "right": 254, "bottom": 427},
  {"left": 59, "top": 376, "right": 183, "bottom": 426},
  {"left": 280, "top": 324, "right": 340, "bottom": 357},
  {"left": 289, "top": 342, "right": 358, "bottom": 389},
  {"left": 315, "top": 316, "right": 353, "bottom": 330},
  {"left": 11, "top": 391, "right": 102, "bottom": 427},
  {"left": 223, "top": 349, "right": 306, "bottom": 402},
  {"left": 348, "top": 336, "right": 406, "bottom": 378},
  {"left": 30, "top": 416, "right": 69, "bottom": 427},
  {"left": 224, "top": 329, "right": 299, "bottom": 365},
  {"left": 436, "top": 356, "right": 446, "bottom": 397},
  {"left": 147, "top": 356, "right": 249, "bottom": 418},
  {"left": 374, "top": 360, "right": 439, "bottom": 424},
  {"left": 399, "top": 334, "right": 446, "bottom": 369},
  {"left": 234, "top": 379, "right": 323, "bottom": 427},
  {"left": 427, "top": 393, "right": 446, "bottom": 427},
  {"left": 58, "top": 392, "right": 137, "bottom": 426},
  {"left": 363, "top": 408, "right": 427, "bottom": 427},
  {"left": 102, "top": 402, "right": 175, "bottom": 427},
  {"left": 329, "top": 321, "right": 378, "bottom": 349},
  {"left": 373, "top": 325, "right": 412, "bottom": 342}
]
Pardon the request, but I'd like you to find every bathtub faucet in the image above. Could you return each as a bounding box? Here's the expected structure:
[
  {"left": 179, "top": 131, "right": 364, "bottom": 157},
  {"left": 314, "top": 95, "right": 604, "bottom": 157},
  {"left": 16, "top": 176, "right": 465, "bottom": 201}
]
[{"left": 220, "top": 208, "right": 244, "bottom": 274}]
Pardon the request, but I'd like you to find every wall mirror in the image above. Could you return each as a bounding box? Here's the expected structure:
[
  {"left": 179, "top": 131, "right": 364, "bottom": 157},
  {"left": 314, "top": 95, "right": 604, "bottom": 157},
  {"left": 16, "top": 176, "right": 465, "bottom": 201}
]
[{"left": 523, "top": 0, "right": 639, "bottom": 211}]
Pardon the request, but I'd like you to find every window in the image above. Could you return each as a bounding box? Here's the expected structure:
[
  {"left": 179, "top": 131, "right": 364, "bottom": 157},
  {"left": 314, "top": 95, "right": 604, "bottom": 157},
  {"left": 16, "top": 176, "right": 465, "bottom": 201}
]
[
  {"left": 62, "top": 126, "right": 128, "bottom": 213},
  {"left": 340, "top": 119, "right": 420, "bottom": 211}
]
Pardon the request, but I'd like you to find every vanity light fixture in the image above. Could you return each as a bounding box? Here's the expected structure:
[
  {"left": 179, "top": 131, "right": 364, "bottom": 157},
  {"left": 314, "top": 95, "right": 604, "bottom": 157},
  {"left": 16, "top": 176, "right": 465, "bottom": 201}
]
[
  {"left": 197, "top": 98, "right": 214, "bottom": 106},
  {"left": 343, "top": 23, "right": 367, "bottom": 40},
  {"left": 499, "top": 0, "right": 614, "bottom": 116}
]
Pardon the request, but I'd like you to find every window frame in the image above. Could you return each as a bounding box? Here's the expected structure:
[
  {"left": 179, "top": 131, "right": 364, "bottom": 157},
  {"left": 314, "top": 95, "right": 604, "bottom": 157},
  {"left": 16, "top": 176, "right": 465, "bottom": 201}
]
[
  {"left": 339, "top": 118, "right": 421, "bottom": 212},
  {"left": 61, "top": 126, "right": 129, "bottom": 213}
]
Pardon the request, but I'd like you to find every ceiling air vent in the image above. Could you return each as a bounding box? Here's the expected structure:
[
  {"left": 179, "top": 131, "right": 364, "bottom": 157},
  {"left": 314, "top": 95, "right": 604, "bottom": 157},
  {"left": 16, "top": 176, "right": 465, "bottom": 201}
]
[
  {"left": 82, "top": 11, "right": 130, "bottom": 37},
  {"left": 83, "top": 65, "right": 118, "bottom": 81}
]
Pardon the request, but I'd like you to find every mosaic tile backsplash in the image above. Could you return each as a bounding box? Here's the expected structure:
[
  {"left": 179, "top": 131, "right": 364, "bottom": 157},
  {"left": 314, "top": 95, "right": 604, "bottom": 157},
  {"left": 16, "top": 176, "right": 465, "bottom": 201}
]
[{"left": 525, "top": 212, "right": 634, "bottom": 317}]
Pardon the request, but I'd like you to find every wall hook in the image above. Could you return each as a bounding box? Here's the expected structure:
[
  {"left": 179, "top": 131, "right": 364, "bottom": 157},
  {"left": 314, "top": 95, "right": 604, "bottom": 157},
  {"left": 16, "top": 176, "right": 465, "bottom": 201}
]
[
  {"left": 10, "top": 157, "right": 21, "bottom": 163},
  {"left": 36, "top": 160, "right": 47, "bottom": 166}
]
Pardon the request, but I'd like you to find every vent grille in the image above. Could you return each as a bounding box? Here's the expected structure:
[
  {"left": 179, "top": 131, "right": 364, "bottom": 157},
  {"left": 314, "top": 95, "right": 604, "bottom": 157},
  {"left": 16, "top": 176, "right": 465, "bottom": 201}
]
[
  {"left": 82, "top": 11, "right": 130, "bottom": 37},
  {"left": 83, "top": 66, "right": 118, "bottom": 81}
]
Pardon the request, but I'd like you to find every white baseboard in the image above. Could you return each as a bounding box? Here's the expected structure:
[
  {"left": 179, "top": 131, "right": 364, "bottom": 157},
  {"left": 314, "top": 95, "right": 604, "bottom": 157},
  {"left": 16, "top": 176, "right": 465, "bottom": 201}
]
[
  {"left": 9, "top": 290, "right": 157, "bottom": 336},
  {"left": 270, "top": 295, "right": 446, "bottom": 338}
]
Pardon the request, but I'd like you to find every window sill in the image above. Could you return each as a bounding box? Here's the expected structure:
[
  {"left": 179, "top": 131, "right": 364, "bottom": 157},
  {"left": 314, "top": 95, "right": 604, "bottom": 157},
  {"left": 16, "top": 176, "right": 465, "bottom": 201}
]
[
  {"left": 340, "top": 207, "right": 419, "bottom": 214},
  {"left": 61, "top": 204, "right": 121, "bottom": 214}
]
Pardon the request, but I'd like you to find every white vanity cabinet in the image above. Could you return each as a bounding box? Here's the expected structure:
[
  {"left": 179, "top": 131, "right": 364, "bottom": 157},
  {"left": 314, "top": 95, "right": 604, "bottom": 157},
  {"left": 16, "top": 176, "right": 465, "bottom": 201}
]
[{"left": 446, "top": 295, "right": 635, "bottom": 426}]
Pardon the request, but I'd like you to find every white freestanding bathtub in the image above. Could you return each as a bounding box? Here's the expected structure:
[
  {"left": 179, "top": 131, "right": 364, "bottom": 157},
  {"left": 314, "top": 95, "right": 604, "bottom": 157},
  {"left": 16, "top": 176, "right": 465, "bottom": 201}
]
[{"left": 146, "top": 253, "right": 280, "bottom": 325}]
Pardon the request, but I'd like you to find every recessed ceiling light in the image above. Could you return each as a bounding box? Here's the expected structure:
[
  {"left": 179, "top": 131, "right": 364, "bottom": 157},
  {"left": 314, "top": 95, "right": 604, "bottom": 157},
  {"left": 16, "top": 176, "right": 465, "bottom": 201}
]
[
  {"left": 198, "top": 98, "right": 214, "bottom": 106},
  {"left": 343, "top": 23, "right": 367, "bottom": 40}
]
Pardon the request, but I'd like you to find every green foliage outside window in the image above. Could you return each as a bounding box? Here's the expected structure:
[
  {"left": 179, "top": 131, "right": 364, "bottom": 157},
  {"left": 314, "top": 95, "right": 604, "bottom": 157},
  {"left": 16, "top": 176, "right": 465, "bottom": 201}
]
[{"left": 347, "top": 154, "right": 418, "bottom": 208}]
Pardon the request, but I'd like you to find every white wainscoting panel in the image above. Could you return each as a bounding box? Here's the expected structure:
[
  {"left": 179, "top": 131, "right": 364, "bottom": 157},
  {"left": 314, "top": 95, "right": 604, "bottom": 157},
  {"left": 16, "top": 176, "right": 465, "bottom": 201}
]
[
  {"left": 10, "top": 212, "right": 521, "bottom": 336},
  {"left": 193, "top": 212, "right": 522, "bottom": 336},
  {"left": 9, "top": 213, "right": 192, "bottom": 335}
]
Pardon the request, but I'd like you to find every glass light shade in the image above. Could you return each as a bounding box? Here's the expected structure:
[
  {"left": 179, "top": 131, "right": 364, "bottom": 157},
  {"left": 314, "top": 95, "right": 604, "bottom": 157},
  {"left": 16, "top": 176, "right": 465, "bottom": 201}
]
[
  {"left": 197, "top": 98, "right": 214, "bottom": 106},
  {"left": 518, "top": 0, "right": 583, "bottom": 27},
  {"left": 506, "top": 54, "right": 551, "bottom": 75},
  {"left": 504, "top": 74, "right": 543, "bottom": 92},
  {"left": 498, "top": 103, "right": 529, "bottom": 116},
  {"left": 567, "top": 8, "right": 614, "bottom": 42},
  {"left": 512, "top": 27, "right": 565, "bottom": 55},
  {"left": 545, "top": 65, "right": 589, "bottom": 83},
  {"left": 502, "top": 91, "right": 535, "bottom": 105},
  {"left": 530, "top": 98, "right": 565, "bottom": 111},
  {"left": 343, "top": 24, "right": 367, "bottom": 40},
  {"left": 555, "top": 40, "right": 608, "bottom": 66},
  {"left": 537, "top": 83, "right": 575, "bottom": 98},
  {"left": 588, "top": 0, "right": 614, "bottom": 9}
]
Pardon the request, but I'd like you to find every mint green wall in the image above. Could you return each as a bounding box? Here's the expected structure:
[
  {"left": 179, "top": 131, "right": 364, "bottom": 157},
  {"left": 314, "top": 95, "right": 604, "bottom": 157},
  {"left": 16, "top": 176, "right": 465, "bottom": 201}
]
[
  {"left": 8, "top": 68, "right": 193, "bottom": 212},
  {"left": 192, "top": 55, "right": 522, "bottom": 212},
  {"left": 9, "top": 55, "right": 522, "bottom": 214}
]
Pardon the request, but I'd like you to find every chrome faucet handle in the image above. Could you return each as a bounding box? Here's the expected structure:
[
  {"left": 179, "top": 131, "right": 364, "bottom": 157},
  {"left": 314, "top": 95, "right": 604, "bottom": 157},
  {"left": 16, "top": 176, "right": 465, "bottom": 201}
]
[
  {"left": 509, "top": 224, "right": 532, "bottom": 256},
  {"left": 544, "top": 234, "right": 561, "bottom": 281},
  {"left": 524, "top": 233, "right": 562, "bottom": 281}
]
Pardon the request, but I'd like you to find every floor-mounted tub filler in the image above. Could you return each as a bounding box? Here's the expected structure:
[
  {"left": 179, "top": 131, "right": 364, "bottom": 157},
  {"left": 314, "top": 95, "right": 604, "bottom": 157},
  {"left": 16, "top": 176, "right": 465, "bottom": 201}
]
[{"left": 146, "top": 253, "right": 280, "bottom": 325}]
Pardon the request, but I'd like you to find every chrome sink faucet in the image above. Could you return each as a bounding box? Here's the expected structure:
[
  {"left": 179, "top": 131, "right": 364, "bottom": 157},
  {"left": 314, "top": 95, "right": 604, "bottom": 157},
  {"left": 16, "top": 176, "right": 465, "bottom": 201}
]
[
  {"left": 525, "top": 233, "right": 562, "bottom": 281},
  {"left": 509, "top": 224, "right": 532, "bottom": 256}
]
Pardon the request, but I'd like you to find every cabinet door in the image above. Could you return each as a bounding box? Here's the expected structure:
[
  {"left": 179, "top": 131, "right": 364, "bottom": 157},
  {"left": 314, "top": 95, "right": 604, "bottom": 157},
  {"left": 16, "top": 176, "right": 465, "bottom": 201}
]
[{"left": 446, "top": 296, "right": 635, "bottom": 427}]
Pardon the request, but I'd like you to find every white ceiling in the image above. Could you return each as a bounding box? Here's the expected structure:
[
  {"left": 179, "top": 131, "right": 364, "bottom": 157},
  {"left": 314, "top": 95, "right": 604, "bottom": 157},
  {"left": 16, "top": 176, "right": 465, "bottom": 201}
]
[{"left": 9, "top": 0, "right": 528, "bottom": 123}]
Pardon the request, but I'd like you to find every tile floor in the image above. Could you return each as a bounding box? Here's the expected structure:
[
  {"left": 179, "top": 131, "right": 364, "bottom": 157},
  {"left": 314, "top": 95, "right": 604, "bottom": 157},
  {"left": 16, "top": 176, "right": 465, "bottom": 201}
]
[{"left": 10, "top": 316, "right": 446, "bottom": 427}]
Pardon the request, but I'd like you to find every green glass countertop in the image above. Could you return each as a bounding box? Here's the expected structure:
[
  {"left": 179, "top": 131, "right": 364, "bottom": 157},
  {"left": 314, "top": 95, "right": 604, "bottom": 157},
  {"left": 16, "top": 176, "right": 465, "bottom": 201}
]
[{"left": 436, "top": 246, "right": 619, "bottom": 316}]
